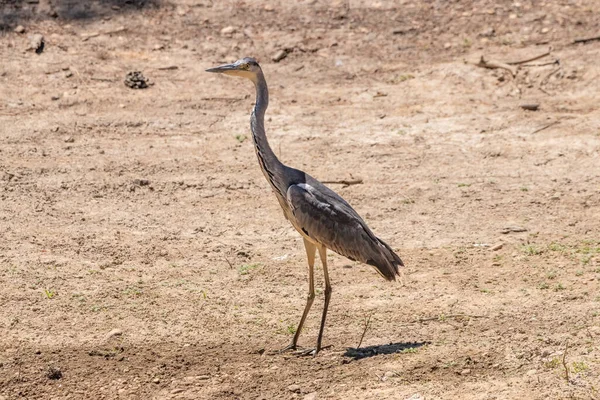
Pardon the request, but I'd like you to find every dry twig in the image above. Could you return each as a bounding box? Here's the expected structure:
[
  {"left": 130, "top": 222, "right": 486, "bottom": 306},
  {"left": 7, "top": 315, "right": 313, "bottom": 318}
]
[
  {"left": 507, "top": 48, "right": 552, "bottom": 65},
  {"left": 562, "top": 341, "right": 570, "bottom": 383},
  {"left": 531, "top": 120, "right": 560, "bottom": 134},
  {"left": 322, "top": 178, "right": 363, "bottom": 186},
  {"left": 476, "top": 56, "right": 517, "bottom": 77},
  {"left": 82, "top": 27, "right": 127, "bottom": 42},
  {"left": 357, "top": 313, "right": 373, "bottom": 349},
  {"left": 573, "top": 35, "right": 600, "bottom": 44},
  {"left": 412, "top": 314, "right": 488, "bottom": 323}
]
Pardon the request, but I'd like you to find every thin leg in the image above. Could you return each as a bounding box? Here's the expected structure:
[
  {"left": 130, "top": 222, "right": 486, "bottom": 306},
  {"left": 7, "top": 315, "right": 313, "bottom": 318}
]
[
  {"left": 278, "top": 238, "right": 316, "bottom": 352},
  {"left": 316, "top": 245, "right": 332, "bottom": 354}
]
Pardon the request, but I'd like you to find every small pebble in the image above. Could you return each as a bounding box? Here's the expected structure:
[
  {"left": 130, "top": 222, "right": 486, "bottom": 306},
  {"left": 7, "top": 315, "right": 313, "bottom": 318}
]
[
  {"left": 64, "top": 136, "right": 74, "bottom": 143},
  {"left": 491, "top": 243, "right": 503, "bottom": 251},
  {"left": 220, "top": 26, "right": 236, "bottom": 36},
  {"left": 14, "top": 25, "right": 25, "bottom": 34},
  {"left": 460, "top": 368, "right": 471, "bottom": 375},
  {"left": 304, "top": 393, "right": 318, "bottom": 400},
  {"left": 272, "top": 49, "right": 289, "bottom": 62},
  {"left": 153, "top": 377, "right": 160, "bottom": 384},
  {"left": 288, "top": 384, "right": 301, "bottom": 393},
  {"left": 29, "top": 33, "right": 45, "bottom": 54}
]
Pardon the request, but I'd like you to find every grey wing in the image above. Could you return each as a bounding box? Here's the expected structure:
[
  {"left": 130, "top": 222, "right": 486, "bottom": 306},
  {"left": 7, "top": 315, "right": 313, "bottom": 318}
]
[{"left": 286, "top": 183, "right": 403, "bottom": 281}]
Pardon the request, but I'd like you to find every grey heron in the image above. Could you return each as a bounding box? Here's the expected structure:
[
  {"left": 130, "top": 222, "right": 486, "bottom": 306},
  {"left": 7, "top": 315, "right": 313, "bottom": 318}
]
[{"left": 206, "top": 57, "right": 404, "bottom": 355}]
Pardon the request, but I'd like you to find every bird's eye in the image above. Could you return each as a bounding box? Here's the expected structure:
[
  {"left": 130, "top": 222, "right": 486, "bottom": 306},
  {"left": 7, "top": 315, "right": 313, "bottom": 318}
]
[{"left": 240, "top": 63, "right": 250, "bottom": 70}]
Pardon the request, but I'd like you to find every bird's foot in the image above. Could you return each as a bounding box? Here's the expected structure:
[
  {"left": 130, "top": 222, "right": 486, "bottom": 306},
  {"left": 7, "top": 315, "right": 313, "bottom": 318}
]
[
  {"left": 294, "top": 345, "right": 331, "bottom": 357},
  {"left": 271, "top": 343, "right": 298, "bottom": 354}
]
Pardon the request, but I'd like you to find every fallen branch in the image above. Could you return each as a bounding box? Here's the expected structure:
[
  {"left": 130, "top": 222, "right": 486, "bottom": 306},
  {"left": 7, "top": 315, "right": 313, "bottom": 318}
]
[
  {"left": 412, "top": 314, "right": 489, "bottom": 323},
  {"left": 322, "top": 179, "right": 363, "bottom": 186},
  {"left": 507, "top": 48, "right": 552, "bottom": 65},
  {"left": 531, "top": 120, "right": 560, "bottom": 134},
  {"left": 573, "top": 35, "right": 600, "bottom": 44},
  {"left": 521, "top": 60, "right": 560, "bottom": 67},
  {"left": 476, "top": 56, "right": 517, "bottom": 77},
  {"left": 82, "top": 27, "right": 127, "bottom": 42}
]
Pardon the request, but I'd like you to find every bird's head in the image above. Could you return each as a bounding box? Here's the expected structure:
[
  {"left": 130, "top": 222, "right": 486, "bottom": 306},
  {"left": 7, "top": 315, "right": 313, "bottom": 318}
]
[{"left": 205, "top": 57, "right": 262, "bottom": 82}]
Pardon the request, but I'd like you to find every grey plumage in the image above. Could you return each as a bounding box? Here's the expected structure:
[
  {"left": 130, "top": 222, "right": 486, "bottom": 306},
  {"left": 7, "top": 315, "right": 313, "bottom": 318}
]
[{"left": 206, "top": 57, "right": 404, "bottom": 355}]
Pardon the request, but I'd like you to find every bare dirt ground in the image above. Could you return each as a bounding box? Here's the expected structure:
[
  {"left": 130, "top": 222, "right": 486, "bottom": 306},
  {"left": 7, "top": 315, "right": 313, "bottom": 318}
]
[{"left": 1, "top": 0, "right": 600, "bottom": 399}]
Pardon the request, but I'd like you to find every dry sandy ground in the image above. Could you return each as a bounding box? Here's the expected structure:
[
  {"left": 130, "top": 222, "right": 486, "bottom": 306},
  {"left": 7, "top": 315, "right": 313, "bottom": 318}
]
[{"left": 1, "top": 0, "right": 599, "bottom": 399}]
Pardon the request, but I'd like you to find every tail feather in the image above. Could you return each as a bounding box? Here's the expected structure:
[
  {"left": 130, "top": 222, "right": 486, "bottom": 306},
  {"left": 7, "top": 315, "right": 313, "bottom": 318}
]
[{"left": 366, "top": 237, "right": 404, "bottom": 281}]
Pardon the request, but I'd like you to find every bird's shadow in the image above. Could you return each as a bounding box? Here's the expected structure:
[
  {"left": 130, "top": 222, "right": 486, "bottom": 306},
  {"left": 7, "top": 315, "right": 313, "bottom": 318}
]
[{"left": 343, "top": 341, "right": 429, "bottom": 361}]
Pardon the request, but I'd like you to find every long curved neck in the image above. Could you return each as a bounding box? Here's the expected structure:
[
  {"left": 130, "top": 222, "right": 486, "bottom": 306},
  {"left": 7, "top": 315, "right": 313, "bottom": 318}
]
[{"left": 251, "top": 72, "right": 285, "bottom": 189}]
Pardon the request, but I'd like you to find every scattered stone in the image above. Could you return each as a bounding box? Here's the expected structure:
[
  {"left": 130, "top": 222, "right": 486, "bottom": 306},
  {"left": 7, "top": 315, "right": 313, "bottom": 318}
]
[
  {"left": 479, "top": 27, "right": 495, "bottom": 37},
  {"left": 304, "top": 392, "right": 318, "bottom": 400},
  {"left": 443, "top": 42, "right": 452, "bottom": 49},
  {"left": 47, "top": 366, "right": 62, "bottom": 380},
  {"left": 526, "top": 369, "right": 537, "bottom": 376},
  {"left": 520, "top": 103, "right": 539, "bottom": 111},
  {"left": 501, "top": 226, "right": 527, "bottom": 234},
  {"left": 124, "top": 71, "right": 149, "bottom": 89},
  {"left": 382, "top": 370, "right": 396, "bottom": 381},
  {"left": 133, "top": 179, "right": 150, "bottom": 186},
  {"left": 64, "top": 136, "right": 74, "bottom": 143},
  {"left": 288, "top": 384, "right": 301, "bottom": 393},
  {"left": 153, "top": 377, "right": 160, "bottom": 384},
  {"left": 491, "top": 243, "right": 503, "bottom": 251},
  {"left": 405, "top": 395, "right": 424, "bottom": 400},
  {"left": 198, "top": 375, "right": 210, "bottom": 380},
  {"left": 51, "top": 95, "right": 60, "bottom": 101},
  {"left": 14, "top": 25, "right": 25, "bottom": 34},
  {"left": 29, "top": 33, "right": 45, "bottom": 54},
  {"left": 541, "top": 348, "right": 552, "bottom": 357},
  {"left": 220, "top": 26, "right": 236, "bottom": 36},
  {"left": 272, "top": 49, "right": 289, "bottom": 62},
  {"left": 104, "top": 328, "right": 123, "bottom": 341},
  {"left": 153, "top": 44, "right": 164, "bottom": 51},
  {"left": 171, "top": 388, "right": 185, "bottom": 394},
  {"left": 460, "top": 368, "right": 471, "bottom": 375}
]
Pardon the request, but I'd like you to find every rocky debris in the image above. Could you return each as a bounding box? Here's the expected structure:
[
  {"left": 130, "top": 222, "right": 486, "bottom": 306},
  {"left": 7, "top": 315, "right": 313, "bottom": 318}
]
[
  {"left": 133, "top": 179, "right": 150, "bottom": 187},
  {"left": 304, "top": 393, "right": 317, "bottom": 400},
  {"left": 501, "top": 226, "right": 527, "bottom": 234},
  {"left": 64, "top": 136, "right": 75, "bottom": 143},
  {"left": 46, "top": 366, "right": 62, "bottom": 380},
  {"left": 29, "top": 33, "right": 45, "bottom": 54},
  {"left": 272, "top": 49, "right": 290, "bottom": 62},
  {"left": 220, "top": 26, "right": 236, "bottom": 36},
  {"left": 14, "top": 25, "right": 25, "bottom": 34},
  {"left": 520, "top": 103, "right": 539, "bottom": 111},
  {"left": 287, "top": 384, "right": 301, "bottom": 393},
  {"left": 491, "top": 243, "right": 503, "bottom": 251},
  {"left": 124, "top": 71, "right": 149, "bottom": 89}
]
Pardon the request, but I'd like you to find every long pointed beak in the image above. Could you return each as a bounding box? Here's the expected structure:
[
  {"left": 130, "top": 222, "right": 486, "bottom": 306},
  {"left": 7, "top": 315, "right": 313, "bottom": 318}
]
[{"left": 205, "top": 63, "right": 237, "bottom": 73}]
